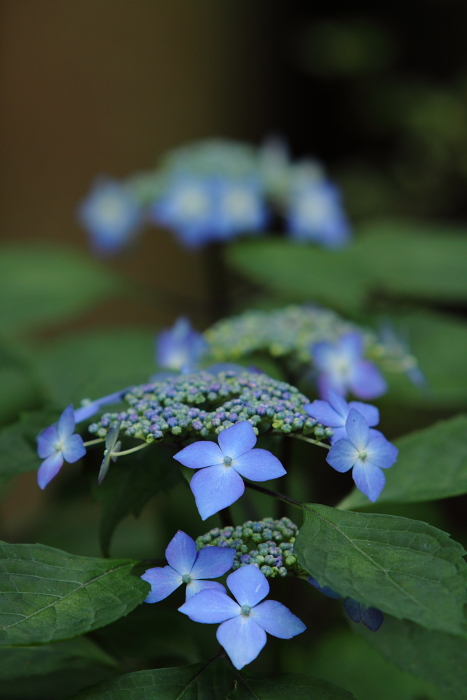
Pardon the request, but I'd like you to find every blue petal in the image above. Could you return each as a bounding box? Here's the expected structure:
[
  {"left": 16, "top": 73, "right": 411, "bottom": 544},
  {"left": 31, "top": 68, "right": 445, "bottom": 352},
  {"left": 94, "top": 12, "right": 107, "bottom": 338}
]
[
  {"left": 311, "top": 340, "right": 334, "bottom": 372},
  {"left": 190, "top": 465, "right": 245, "bottom": 520},
  {"left": 317, "top": 373, "right": 346, "bottom": 399},
  {"left": 165, "top": 531, "right": 197, "bottom": 575},
  {"left": 348, "top": 401, "right": 379, "bottom": 427},
  {"left": 37, "top": 425, "right": 59, "bottom": 459},
  {"left": 173, "top": 441, "right": 223, "bottom": 470},
  {"left": 252, "top": 600, "right": 306, "bottom": 639},
  {"left": 327, "top": 391, "right": 349, "bottom": 417},
  {"left": 141, "top": 566, "right": 182, "bottom": 603},
  {"left": 308, "top": 576, "right": 342, "bottom": 600},
  {"left": 360, "top": 605, "right": 384, "bottom": 631},
  {"left": 190, "top": 546, "right": 235, "bottom": 580},
  {"left": 367, "top": 435, "right": 398, "bottom": 469},
  {"left": 349, "top": 360, "right": 387, "bottom": 399},
  {"left": 352, "top": 461, "right": 385, "bottom": 502},
  {"left": 57, "top": 405, "right": 75, "bottom": 441},
  {"left": 328, "top": 427, "right": 347, "bottom": 445},
  {"left": 343, "top": 597, "right": 361, "bottom": 623},
  {"left": 185, "top": 579, "right": 226, "bottom": 600},
  {"left": 37, "top": 452, "right": 64, "bottom": 489},
  {"left": 217, "top": 421, "right": 257, "bottom": 459},
  {"left": 216, "top": 616, "right": 266, "bottom": 670},
  {"left": 227, "top": 564, "right": 269, "bottom": 607},
  {"left": 61, "top": 434, "right": 86, "bottom": 464},
  {"left": 233, "top": 448, "right": 286, "bottom": 481},
  {"left": 326, "top": 439, "right": 358, "bottom": 473},
  {"left": 304, "top": 400, "right": 343, "bottom": 428},
  {"left": 339, "top": 332, "right": 364, "bottom": 362},
  {"left": 345, "top": 409, "right": 369, "bottom": 450},
  {"left": 178, "top": 589, "right": 240, "bottom": 623}
]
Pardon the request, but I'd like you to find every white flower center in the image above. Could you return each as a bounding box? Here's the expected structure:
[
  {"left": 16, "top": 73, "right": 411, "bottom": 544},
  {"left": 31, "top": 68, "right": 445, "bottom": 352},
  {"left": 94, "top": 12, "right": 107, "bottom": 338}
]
[
  {"left": 96, "top": 194, "right": 128, "bottom": 226},
  {"left": 221, "top": 189, "right": 256, "bottom": 223},
  {"left": 176, "top": 187, "right": 210, "bottom": 219},
  {"left": 297, "top": 192, "right": 332, "bottom": 225}
]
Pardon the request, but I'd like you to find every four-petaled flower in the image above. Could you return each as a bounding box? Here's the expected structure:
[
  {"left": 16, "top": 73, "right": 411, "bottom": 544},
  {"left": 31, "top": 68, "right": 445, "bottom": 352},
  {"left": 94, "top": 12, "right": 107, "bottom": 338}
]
[
  {"left": 174, "top": 421, "right": 286, "bottom": 520},
  {"left": 141, "top": 530, "right": 235, "bottom": 602},
  {"left": 179, "top": 564, "right": 306, "bottom": 669},
  {"left": 156, "top": 317, "right": 207, "bottom": 373},
  {"left": 36, "top": 405, "right": 86, "bottom": 489},
  {"left": 326, "top": 409, "right": 398, "bottom": 502},
  {"left": 304, "top": 390, "right": 380, "bottom": 444},
  {"left": 312, "top": 331, "right": 387, "bottom": 400}
]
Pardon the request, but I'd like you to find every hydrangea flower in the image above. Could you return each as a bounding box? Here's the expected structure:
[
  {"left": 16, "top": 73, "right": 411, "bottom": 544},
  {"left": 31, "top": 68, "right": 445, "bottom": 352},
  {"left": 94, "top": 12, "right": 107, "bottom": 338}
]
[
  {"left": 142, "top": 531, "right": 235, "bottom": 603},
  {"left": 174, "top": 421, "right": 286, "bottom": 520},
  {"left": 287, "top": 179, "right": 351, "bottom": 248},
  {"left": 78, "top": 178, "right": 142, "bottom": 254},
  {"left": 326, "top": 409, "right": 398, "bottom": 502},
  {"left": 215, "top": 178, "right": 268, "bottom": 239},
  {"left": 308, "top": 576, "right": 383, "bottom": 631},
  {"left": 179, "top": 564, "right": 306, "bottom": 669},
  {"left": 312, "top": 331, "right": 387, "bottom": 400},
  {"left": 74, "top": 388, "right": 130, "bottom": 424},
  {"left": 304, "top": 390, "right": 380, "bottom": 444},
  {"left": 36, "top": 406, "right": 86, "bottom": 489},
  {"left": 156, "top": 317, "right": 207, "bottom": 373}
]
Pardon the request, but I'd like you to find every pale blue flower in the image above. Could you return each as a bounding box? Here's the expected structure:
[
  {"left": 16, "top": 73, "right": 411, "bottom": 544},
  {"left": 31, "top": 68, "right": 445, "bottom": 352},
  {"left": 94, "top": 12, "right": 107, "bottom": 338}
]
[
  {"left": 174, "top": 421, "right": 286, "bottom": 520},
  {"left": 312, "top": 331, "right": 387, "bottom": 400},
  {"left": 141, "top": 530, "right": 234, "bottom": 602},
  {"left": 179, "top": 564, "right": 306, "bottom": 669},
  {"left": 156, "top": 317, "right": 207, "bottom": 372},
  {"left": 78, "top": 178, "right": 142, "bottom": 254},
  {"left": 36, "top": 406, "right": 86, "bottom": 489},
  {"left": 214, "top": 178, "right": 268, "bottom": 238},
  {"left": 326, "top": 409, "right": 398, "bottom": 502},
  {"left": 287, "top": 180, "right": 351, "bottom": 248},
  {"left": 304, "top": 390, "right": 380, "bottom": 444}
]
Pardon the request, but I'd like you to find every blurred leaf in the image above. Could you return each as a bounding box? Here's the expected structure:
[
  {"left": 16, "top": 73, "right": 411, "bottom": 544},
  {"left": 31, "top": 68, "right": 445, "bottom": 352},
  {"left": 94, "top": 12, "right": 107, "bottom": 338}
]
[
  {"left": 0, "top": 543, "right": 149, "bottom": 645},
  {"left": 93, "top": 445, "right": 181, "bottom": 557},
  {"left": 0, "top": 244, "right": 120, "bottom": 336},
  {"left": 295, "top": 505, "right": 467, "bottom": 635},
  {"left": 0, "top": 637, "right": 117, "bottom": 700},
  {"left": 227, "top": 239, "right": 368, "bottom": 314},
  {"left": 0, "top": 341, "right": 44, "bottom": 425},
  {"left": 68, "top": 656, "right": 355, "bottom": 699},
  {"left": 284, "top": 630, "right": 441, "bottom": 700},
  {"left": 340, "top": 415, "right": 467, "bottom": 510},
  {"left": 30, "top": 327, "right": 156, "bottom": 406},
  {"left": 355, "top": 615, "right": 467, "bottom": 700}
]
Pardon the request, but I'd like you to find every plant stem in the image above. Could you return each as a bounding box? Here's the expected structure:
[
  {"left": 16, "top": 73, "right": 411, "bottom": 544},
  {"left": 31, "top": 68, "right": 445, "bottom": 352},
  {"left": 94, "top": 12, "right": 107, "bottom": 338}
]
[
  {"left": 244, "top": 481, "right": 302, "bottom": 511},
  {"left": 110, "top": 442, "right": 150, "bottom": 457},
  {"left": 286, "top": 433, "right": 331, "bottom": 450},
  {"left": 82, "top": 438, "right": 106, "bottom": 447}
]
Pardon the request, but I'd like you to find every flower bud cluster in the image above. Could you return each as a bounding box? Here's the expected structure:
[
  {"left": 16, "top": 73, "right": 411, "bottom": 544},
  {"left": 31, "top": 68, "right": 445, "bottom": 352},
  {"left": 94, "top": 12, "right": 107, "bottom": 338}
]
[
  {"left": 88, "top": 369, "right": 324, "bottom": 443},
  {"left": 195, "top": 517, "right": 304, "bottom": 578}
]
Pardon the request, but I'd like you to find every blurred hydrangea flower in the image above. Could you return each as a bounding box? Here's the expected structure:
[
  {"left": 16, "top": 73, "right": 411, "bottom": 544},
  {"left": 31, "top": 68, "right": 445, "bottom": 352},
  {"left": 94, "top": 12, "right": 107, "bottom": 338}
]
[
  {"left": 326, "top": 409, "right": 398, "bottom": 502},
  {"left": 287, "top": 179, "right": 351, "bottom": 248},
  {"left": 141, "top": 530, "right": 234, "bottom": 603},
  {"left": 312, "top": 331, "right": 387, "bottom": 400},
  {"left": 304, "top": 390, "right": 380, "bottom": 444},
  {"left": 179, "top": 564, "right": 306, "bottom": 669},
  {"left": 215, "top": 178, "right": 268, "bottom": 239},
  {"left": 78, "top": 178, "right": 142, "bottom": 254},
  {"left": 36, "top": 406, "right": 86, "bottom": 489},
  {"left": 156, "top": 317, "right": 207, "bottom": 373},
  {"left": 378, "top": 320, "right": 427, "bottom": 388},
  {"left": 174, "top": 421, "right": 286, "bottom": 520},
  {"left": 308, "top": 576, "right": 384, "bottom": 631}
]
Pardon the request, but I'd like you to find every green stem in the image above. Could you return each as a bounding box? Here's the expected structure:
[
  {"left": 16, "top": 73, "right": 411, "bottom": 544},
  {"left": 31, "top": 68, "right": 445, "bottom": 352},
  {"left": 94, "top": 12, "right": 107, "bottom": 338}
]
[
  {"left": 82, "top": 438, "right": 106, "bottom": 447},
  {"left": 110, "top": 442, "right": 149, "bottom": 457},
  {"left": 286, "top": 433, "right": 331, "bottom": 450}
]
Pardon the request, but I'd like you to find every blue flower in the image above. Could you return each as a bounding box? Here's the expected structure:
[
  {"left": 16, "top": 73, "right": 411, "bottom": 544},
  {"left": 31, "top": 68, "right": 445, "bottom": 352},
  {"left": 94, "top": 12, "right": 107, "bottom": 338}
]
[
  {"left": 307, "top": 575, "right": 343, "bottom": 600},
  {"left": 287, "top": 179, "right": 351, "bottom": 248},
  {"left": 326, "top": 409, "right": 398, "bottom": 502},
  {"left": 174, "top": 421, "right": 286, "bottom": 520},
  {"left": 214, "top": 178, "right": 268, "bottom": 239},
  {"left": 141, "top": 530, "right": 234, "bottom": 602},
  {"left": 312, "top": 331, "right": 387, "bottom": 400},
  {"left": 156, "top": 317, "right": 207, "bottom": 372},
  {"left": 78, "top": 178, "right": 142, "bottom": 254},
  {"left": 304, "top": 390, "right": 380, "bottom": 444},
  {"left": 308, "top": 576, "right": 383, "bottom": 631},
  {"left": 36, "top": 406, "right": 86, "bottom": 489},
  {"left": 179, "top": 564, "right": 306, "bottom": 669},
  {"left": 74, "top": 388, "right": 131, "bottom": 424}
]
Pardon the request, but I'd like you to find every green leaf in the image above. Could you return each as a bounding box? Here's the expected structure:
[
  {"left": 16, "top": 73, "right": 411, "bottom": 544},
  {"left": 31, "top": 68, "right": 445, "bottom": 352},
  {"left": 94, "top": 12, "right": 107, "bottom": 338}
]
[
  {"left": 0, "top": 543, "right": 149, "bottom": 645},
  {"left": 295, "top": 505, "right": 467, "bottom": 635},
  {"left": 0, "top": 637, "right": 117, "bottom": 700},
  {"left": 227, "top": 239, "right": 368, "bottom": 314},
  {"left": 0, "top": 244, "right": 120, "bottom": 336},
  {"left": 68, "top": 656, "right": 355, "bottom": 699},
  {"left": 340, "top": 415, "right": 467, "bottom": 510},
  {"left": 30, "top": 327, "right": 156, "bottom": 406},
  {"left": 94, "top": 445, "right": 181, "bottom": 557},
  {"left": 354, "top": 615, "right": 467, "bottom": 700}
]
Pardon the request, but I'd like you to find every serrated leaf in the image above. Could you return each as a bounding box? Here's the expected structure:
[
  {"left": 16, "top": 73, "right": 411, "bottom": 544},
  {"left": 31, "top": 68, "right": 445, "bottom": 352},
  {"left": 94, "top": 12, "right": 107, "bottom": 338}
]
[
  {"left": 295, "top": 505, "right": 467, "bottom": 635},
  {"left": 354, "top": 615, "right": 467, "bottom": 700},
  {"left": 94, "top": 445, "right": 181, "bottom": 557},
  {"left": 68, "top": 656, "right": 355, "bottom": 699},
  {"left": 0, "top": 637, "right": 117, "bottom": 700},
  {"left": 29, "top": 327, "right": 156, "bottom": 406},
  {"left": 0, "top": 244, "right": 120, "bottom": 336},
  {"left": 0, "top": 543, "right": 149, "bottom": 645},
  {"left": 340, "top": 415, "right": 467, "bottom": 510}
]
